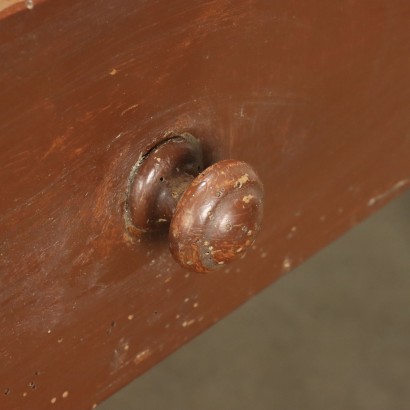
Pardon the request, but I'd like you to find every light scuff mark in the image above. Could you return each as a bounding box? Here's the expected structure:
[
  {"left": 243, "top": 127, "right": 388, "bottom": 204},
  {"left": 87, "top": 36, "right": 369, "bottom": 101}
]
[
  {"left": 282, "top": 256, "right": 292, "bottom": 272},
  {"left": 134, "top": 349, "right": 152, "bottom": 365},
  {"left": 120, "top": 104, "right": 139, "bottom": 117},
  {"left": 182, "top": 319, "right": 196, "bottom": 328},
  {"left": 368, "top": 180, "right": 409, "bottom": 207},
  {"left": 287, "top": 226, "right": 297, "bottom": 239},
  {"left": 111, "top": 338, "right": 130, "bottom": 372}
]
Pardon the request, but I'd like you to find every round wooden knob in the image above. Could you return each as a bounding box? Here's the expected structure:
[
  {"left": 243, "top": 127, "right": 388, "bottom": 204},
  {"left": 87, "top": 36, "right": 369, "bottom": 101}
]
[
  {"left": 127, "top": 134, "right": 264, "bottom": 273},
  {"left": 170, "top": 160, "right": 263, "bottom": 272}
]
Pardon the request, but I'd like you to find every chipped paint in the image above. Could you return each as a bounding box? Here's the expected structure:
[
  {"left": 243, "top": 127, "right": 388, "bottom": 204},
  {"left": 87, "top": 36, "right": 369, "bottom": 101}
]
[
  {"left": 235, "top": 173, "right": 249, "bottom": 188},
  {"left": 242, "top": 194, "right": 254, "bottom": 203}
]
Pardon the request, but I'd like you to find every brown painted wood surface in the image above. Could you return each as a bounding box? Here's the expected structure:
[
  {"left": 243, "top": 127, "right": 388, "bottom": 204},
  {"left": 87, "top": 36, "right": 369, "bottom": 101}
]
[{"left": 0, "top": 1, "right": 409, "bottom": 408}]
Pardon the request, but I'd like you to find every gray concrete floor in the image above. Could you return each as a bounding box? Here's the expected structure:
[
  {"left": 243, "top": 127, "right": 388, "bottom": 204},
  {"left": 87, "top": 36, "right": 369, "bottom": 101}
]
[{"left": 100, "top": 191, "right": 410, "bottom": 410}]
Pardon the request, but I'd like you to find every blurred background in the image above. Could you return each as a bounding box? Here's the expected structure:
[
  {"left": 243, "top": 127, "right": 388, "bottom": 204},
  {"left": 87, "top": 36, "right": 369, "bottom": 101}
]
[{"left": 100, "top": 191, "right": 410, "bottom": 410}]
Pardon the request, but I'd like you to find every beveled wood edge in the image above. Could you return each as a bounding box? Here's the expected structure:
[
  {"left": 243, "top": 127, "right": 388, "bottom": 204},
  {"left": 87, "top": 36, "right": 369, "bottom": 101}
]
[{"left": 0, "top": 0, "right": 47, "bottom": 19}]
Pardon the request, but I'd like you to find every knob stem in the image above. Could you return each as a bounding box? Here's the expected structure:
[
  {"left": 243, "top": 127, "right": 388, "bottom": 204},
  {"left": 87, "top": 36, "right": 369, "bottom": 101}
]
[
  {"left": 126, "top": 134, "right": 203, "bottom": 233},
  {"left": 156, "top": 173, "right": 195, "bottom": 220}
]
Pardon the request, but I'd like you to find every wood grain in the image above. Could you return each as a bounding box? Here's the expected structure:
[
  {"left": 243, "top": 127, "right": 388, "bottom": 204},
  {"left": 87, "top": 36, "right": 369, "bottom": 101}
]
[{"left": 0, "top": 0, "right": 409, "bottom": 409}]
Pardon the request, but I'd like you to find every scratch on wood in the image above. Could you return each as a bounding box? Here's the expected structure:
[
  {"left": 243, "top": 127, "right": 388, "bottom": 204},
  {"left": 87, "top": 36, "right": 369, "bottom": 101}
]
[
  {"left": 120, "top": 104, "right": 139, "bottom": 117},
  {"left": 368, "top": 179, "right": 409, "bottom": 206}
]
